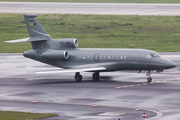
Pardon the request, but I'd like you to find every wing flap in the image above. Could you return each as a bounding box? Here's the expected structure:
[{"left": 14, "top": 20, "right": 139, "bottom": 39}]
[{"left": 36, "top": 67, "right": 106, "bottom": 74}]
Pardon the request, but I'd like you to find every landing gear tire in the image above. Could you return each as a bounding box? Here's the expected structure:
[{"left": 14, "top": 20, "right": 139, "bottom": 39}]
[
  {"left": 147, "top": 77, "right": 152, "bottom": 82},
  {"left": 75, "top": 72, "right": 82, "bottom": 82},
  {"left": 92, "top": 72, "right": 100, "bottom": 81}
]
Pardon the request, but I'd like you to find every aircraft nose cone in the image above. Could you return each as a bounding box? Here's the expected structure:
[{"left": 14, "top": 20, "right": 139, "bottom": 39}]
[
  {"left": 168, "top": 61, "right": 176, "bottom": 68},
  {"left": 161, "top": 59, "right": 176, "bottom": 69},
  {"left": 169, "top": 62, "right": 176, "bottom": 68}
]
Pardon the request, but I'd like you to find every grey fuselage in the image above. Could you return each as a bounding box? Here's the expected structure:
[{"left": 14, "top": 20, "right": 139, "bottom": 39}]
[
  {"left": 11, "top": 14, "right": 175, "bottom": 73},
  {"left": 24, "top": 46, "right": 176, "bottom": 72}
]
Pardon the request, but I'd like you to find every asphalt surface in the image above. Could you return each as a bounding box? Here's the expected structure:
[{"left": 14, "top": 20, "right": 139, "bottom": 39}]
[
  {"left": 0, "top": 53, "right": 180, "bottom": 120},
  {"left": 1, "top": 2, "right": 180, "bottom": 15}
]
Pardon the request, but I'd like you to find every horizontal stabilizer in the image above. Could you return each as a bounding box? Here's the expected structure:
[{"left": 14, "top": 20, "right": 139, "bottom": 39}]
[
  {"left": 4, "top": 37, "right": 48, "bottom": 43},
  {"left": 36, "top": 67, "right": 106, "bottom": 74}
]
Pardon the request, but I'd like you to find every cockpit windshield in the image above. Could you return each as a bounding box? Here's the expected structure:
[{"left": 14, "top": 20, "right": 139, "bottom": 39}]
[{"left": 145, "top": 53, "right": 161, "bottom": 58}]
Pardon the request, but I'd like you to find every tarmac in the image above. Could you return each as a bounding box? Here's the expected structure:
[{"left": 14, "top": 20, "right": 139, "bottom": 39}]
[
  {"left": 1, "top": 2, "right": 180, "bottom": 15},
  {"left": 0, "top": 53, "right": 180, "bottom": 120}
]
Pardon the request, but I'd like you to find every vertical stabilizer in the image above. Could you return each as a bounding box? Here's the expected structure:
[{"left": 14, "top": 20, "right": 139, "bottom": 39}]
[
  {"left": 24, "top": 15, "right": 50, "bottom": 38},
  {"left": 23, "top": 15, "right": 51, "bottom": 50}
]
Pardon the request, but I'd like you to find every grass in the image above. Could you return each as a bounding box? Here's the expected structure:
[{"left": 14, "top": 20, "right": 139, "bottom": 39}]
[
  {"left": 1, "top": 0, "right": 180, "bottom": 3},
  {"left": 0, "top": 111, "right": 58, "bottom": 120},
  {"left": 1, "top": 13, "right": 180, "bottom": 53}
]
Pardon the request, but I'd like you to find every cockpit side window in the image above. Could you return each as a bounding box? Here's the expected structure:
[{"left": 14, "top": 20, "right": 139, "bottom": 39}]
[
  {"left": 151, "top": 54, "right": 155, "bottom": 58},
  {"left": 146, "top": 54, "right": 152, "bottom": 58},
  {"left": 154, "top": 53, "right": 161, "bottom": 58},
  {"left": 146, "top": 53, "right": 161, "bottom": 58}
]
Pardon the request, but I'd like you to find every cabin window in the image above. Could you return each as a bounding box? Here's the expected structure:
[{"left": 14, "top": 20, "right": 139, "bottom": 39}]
[
  {"left": 79, "top": 56, "right": 81, "bottom": 59},
  {"left": 99, "top": 56, "right": 102, "bottom": 60},
  {"left": 87, "top": 56, "right": 89, "bottom": 59},
  {"left": 124, "top": 56, "right": 126, "bottom": 59},
  {"left": 108, "top": 56, "right": 111, "bottom": 59},
  {"left": 120, "top": 56, "right": 122, "bottom": 60},
  {"left": 83, "top": 56, "right": 86, "bottom": 59},
  {"left": 111, "top": 56, "right": 114, "bottom": 59},
  {"left": 115, "top": 56, "right": 118, "bottom": 60},
  {"left": 103, "top": 56, "right": 106, "bottom": 59}
]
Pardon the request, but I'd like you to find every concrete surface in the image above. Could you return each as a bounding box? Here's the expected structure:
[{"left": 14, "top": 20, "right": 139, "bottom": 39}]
[{"left": 1, "top": 2, "right": 180, "bottom": 15}]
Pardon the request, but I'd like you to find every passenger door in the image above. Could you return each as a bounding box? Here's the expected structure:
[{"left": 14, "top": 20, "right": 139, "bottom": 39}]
[{"left": 94, "top": 53, "right": 99, "bottom": 62}]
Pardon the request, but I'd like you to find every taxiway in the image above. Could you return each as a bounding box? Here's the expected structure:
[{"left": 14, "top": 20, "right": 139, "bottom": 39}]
[{"left": 0, "top": 53, "right": 180, "bottom": 119}]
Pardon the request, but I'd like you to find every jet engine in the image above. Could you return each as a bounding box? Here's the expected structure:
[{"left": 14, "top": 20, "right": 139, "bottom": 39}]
[
  {"left": 41, "top": 50, "right": 69, "bottom": 60},
  {"left": 58, "top": 38, "right": 78, "bottom": 48}
]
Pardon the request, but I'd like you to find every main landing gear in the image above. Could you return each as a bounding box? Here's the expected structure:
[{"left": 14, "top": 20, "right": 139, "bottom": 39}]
[
  {"left": 146, "top": 70, "right": 152, "bottom": 82},
  {"left": 74, "top": 72, "right": 100, "bottom": 82},
  {"left": 92, "top": 72, "right": 100, "bottom": 81},
  {"left": 74, "top": 72, "right": 82, "bottom": 82}
]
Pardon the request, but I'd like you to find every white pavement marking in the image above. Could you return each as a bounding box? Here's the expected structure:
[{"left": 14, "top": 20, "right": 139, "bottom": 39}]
[{"left": 144, "top": 108, "right": 163, "bottom": 120}]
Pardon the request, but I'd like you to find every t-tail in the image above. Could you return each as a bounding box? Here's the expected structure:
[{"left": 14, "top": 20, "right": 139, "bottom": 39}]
[{"left": 5, "top": 15, "right": 52, "bottom": 50}]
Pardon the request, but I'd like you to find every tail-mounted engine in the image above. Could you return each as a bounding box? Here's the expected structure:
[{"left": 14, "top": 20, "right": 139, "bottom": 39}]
[
  {"left": 58, "top": 38, "right": 78, "bottom": 48},
  {"left": 41, "top": 50, "right": 69, "bottom": 60}
]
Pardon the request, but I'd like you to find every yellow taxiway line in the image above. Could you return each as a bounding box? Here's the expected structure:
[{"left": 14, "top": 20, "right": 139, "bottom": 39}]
[{"left": 116, "top": 78, "right": 180, "bottom": 89}]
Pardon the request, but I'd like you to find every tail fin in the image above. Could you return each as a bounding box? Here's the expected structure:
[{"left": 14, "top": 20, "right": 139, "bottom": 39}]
[
  {"left": 5, "top": 15, "right": 51, "bottom": 50},
  {"left": 24, "top": 15, "right": 50, "bottom": 38}
]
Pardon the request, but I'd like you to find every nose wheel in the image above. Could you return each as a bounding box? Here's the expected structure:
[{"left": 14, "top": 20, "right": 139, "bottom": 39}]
[
  {"left": 75, "top": 72, "right": 82, "bottom": 82},
  {"left": 147, "top": 77, "right": 152, "bottom": 82},
  {"left": 146, "top": 70, "right": 152, "bottom": 82}
]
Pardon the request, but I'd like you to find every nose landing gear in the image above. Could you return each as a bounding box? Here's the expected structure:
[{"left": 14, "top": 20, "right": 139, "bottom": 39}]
[
  {"left": 147, "top": 77, "right": 152, "bottom": 82},
  {"left": 146, "top": 70, "right": 152, "bottom": 82}
]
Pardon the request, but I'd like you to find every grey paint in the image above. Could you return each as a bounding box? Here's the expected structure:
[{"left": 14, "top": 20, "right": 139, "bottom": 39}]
[
  {"left": 24, "top": 48, "right": 176, "bottom": 71},
  {"left": 5, "top": 15, "right": 176, "bottom": 81}
]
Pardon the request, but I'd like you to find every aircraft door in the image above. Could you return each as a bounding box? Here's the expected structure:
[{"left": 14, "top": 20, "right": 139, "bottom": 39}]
[{"left": 94, "top": 53, "right": 99, "bottom": 62}]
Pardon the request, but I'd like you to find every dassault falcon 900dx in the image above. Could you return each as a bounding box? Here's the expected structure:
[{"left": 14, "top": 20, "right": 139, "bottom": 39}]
[{"left": 5, "top": 15, "right": 176, "bottom": 82}]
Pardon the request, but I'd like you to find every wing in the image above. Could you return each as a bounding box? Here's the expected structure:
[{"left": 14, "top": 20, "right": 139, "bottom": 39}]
[{"left": 36, "top": 66, "right": 106, "bottom": 74}]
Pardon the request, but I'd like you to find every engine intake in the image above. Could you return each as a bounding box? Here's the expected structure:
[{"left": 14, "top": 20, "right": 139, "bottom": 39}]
[{"left": 41, "top": 50, "right": 69, "bottom": 60}]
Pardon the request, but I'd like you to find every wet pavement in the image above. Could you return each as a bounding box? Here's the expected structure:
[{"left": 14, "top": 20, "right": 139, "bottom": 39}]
[{"left": 0, "top": 53, "right": 180, "bottom": 120}]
